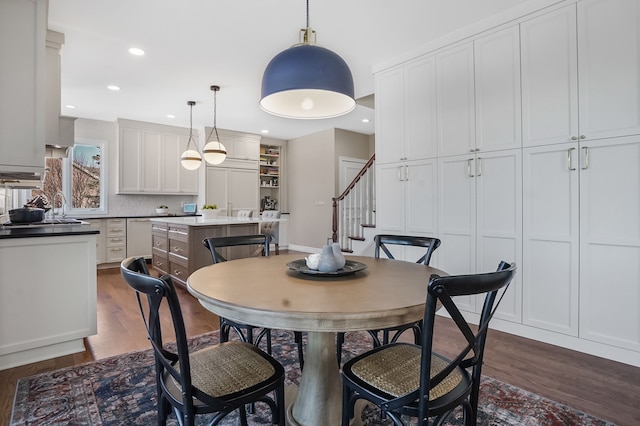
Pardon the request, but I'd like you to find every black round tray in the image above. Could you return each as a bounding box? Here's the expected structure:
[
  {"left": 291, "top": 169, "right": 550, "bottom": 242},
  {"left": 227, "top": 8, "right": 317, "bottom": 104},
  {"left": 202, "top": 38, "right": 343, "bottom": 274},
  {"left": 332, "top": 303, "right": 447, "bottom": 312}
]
[{"left": 286, "top": 259, "right": 367, "bottom": 277}]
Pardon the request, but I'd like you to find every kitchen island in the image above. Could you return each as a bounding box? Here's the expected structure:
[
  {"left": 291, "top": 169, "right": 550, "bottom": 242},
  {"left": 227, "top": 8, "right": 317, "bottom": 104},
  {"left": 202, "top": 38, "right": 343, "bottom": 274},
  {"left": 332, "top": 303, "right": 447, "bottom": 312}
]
[
  {"left": 0, "top": 224, "right": 99, "bottom": 370},
  {"left": 149, "top": 216, "right": 280, "bottom": 287}
]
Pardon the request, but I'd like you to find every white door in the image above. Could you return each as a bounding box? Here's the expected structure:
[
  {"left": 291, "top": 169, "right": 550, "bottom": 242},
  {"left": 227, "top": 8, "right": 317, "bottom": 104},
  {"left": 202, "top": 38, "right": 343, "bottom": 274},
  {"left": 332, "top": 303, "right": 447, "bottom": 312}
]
[
  {"left": 438, "top": 154, "right": 477, "bottom": 312},
  {"left": 522, "top": 142, "right": 579, "bottom": 336},
  {"left": 474, "top": 26, "right": 522, "bottom": 152},
  {"left": 375, "top": 162, "right": 406, "bottom": 235},
  {"left": 161, "top": 133, "right": 181, "bottom": 193},
  {"left": 520, "top": 5, "right": 578, "bottom": 147},
  {"left": 339, "top": 157, "right": 367, "bottom": 193},
  {"left": 577, "top": 0, "right": 640, "bottom": 140},
  {"left": 475, "top": 149, "right": 522, "bottom": 322},
  {"left": 228, "top": 168, "right": 259, "bottom": 213},
  {"left": 405, "top": 159, "right": 438, "bottom": 238},
  {"left": 374, "top": 67, "right": 405, "bottom": 165},
  {"left": 405, "top": 55, "right": 438, "bottom": 160},
  {"left": 141, "top": 130, "right": 162, "bottom": 193},
  {"left": 436, "top": 42, "right": 476, "bottom": 157},
  {"left": 579, "top": 137, "right": 640, "bottom": 352},
  {"left": 205, "top": 167, "right": 229, "bottom": 212}
]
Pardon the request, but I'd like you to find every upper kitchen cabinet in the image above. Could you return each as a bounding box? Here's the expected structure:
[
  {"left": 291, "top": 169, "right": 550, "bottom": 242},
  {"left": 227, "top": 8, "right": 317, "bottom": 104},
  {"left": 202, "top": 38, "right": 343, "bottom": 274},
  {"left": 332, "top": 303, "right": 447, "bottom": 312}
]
[
  {"left": 521, "top": 0, "right": 640, "bottom": 147},
  {"left": 206, "top": 161, "right": 259, "bottom": 216},
  {"left": 375, "top": 55, "right": 437, "bottom": 165},
  {"left": 212, "top": 129, "right": 260, "bottom": 162},
  {"left": 436, "top": 42, "right": 476, "bottom": 157},
  {"left": 0, "top": 0, "right": 47, "bottom": 175},
  {"left": 117, "top": 119, "right": 198, "bottom": 195},
  {"left": 473, "top": 26, "right": 522, "bottom": 153}
]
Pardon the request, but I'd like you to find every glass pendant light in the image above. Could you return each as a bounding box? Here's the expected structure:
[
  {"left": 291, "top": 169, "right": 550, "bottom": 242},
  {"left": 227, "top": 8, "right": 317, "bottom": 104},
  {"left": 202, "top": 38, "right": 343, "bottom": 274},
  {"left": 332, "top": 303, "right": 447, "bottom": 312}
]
[
  {"left": 180, "top": 100, "right": 202, "bottom": 170},
  {"left": 260, "top": 0, "right": 355, "bottom": 119},
  {"left": 203, "top": 85, "right": 227, "bottom": 165}
]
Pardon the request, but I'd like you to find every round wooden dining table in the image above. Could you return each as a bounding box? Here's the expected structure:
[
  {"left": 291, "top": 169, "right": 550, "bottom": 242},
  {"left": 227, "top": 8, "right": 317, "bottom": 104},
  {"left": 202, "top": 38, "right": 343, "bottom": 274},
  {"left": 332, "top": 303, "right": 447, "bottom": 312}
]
[{"left": 187, "top": 254, "right": 445, "bottom": 426}]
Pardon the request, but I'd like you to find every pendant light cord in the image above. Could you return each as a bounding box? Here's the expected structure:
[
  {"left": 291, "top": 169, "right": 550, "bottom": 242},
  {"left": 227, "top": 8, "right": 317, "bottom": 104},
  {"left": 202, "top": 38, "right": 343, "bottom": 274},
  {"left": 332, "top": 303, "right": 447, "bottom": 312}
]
[
  {"left": 306, "top": 0, "right": 309, "bottom": 29},
  {"left": 186, "top": 101, "right": 197, "bottom": 150},
  {"left": 206, "top": 86, "right": 220, "bottom": 143}
]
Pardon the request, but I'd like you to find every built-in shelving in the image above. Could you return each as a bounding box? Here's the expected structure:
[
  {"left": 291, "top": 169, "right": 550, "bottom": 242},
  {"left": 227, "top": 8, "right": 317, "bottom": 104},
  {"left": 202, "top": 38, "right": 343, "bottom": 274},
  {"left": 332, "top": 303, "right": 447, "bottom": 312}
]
[{"left": 259, "top": 144, "right": 280, "bottom": 211}]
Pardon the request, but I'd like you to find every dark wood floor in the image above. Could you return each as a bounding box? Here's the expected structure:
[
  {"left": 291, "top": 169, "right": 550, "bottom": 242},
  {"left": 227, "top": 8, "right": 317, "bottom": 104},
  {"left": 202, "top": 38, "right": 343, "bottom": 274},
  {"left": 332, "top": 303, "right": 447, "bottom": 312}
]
[{"left": 1, "top": 264, "right": 639, "bottom": 425}]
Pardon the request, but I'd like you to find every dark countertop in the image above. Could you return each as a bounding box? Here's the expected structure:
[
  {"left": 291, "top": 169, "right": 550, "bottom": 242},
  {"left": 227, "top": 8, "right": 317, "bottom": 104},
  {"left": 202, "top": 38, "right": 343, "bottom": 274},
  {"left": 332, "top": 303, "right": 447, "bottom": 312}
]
[{"left": 0, "top": 224, "right": 100, "bottom": 240}]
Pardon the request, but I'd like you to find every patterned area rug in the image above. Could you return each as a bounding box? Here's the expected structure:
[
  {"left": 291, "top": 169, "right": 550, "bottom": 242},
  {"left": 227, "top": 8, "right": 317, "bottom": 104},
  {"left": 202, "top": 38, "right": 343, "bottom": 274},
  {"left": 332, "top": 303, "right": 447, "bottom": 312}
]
[{"left": 11, "top": 330, "right": 615, "bottom": 425}]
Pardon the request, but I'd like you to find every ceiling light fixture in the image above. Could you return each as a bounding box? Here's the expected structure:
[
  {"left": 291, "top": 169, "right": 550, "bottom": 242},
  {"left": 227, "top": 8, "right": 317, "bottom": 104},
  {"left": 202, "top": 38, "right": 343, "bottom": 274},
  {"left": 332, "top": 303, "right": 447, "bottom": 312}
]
[
  {"left": 128, "top": 47, "right": 145, "bottom": 56},
  {"left": 260, "top": 0, "right": 355, "bottom": 119},
  {"left": 180, "top": 101, "right": 202, "bottom": 170},
  {"left": 202, "top": 85, "right": 227, "bottom": 165}
]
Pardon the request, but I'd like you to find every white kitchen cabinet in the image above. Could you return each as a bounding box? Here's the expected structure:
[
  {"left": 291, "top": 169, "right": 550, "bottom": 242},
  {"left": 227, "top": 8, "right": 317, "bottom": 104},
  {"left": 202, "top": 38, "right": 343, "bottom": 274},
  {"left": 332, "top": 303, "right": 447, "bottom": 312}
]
[
  {"left": 215, "top": 129, "right": 260, "bottom": 162},
  {"left": 436, "top": 42, "right": 475, "bottom": 157},
  {"left": 521, "top": 0, "right": 640, "bottom": 147},
  {"left": 127, "top": 217, "right": 152, "bottom": 259},
  {"left": 437, "top": 149, "right": 522, "bottom": 322},
  {"left": 474, "top": 26, "right": 521, "bottom": 152},
  {"left": 375, "top": 55, "right": 437, "bottom": 165},
  {"left": 0, "top": 0, "right": 46, "bottom": 175},
  {"left": 522, "top": 143, "right": 579, "bottom": 336},
  {"left": 83, "top": 219, "right": 106, "bottom": 264},
  {"left": 523, "top": 136, "right": 640, "bottom": 350},
  {"left": 375, "top": 159, "right": 438, "bottom": 252},
  {"left": 206, "top": 161, "right": 259, "bottom": 216},
  {"left": 0, "top": 234, "right": 97, "bottom": 369},
  {"left": 578, "top": 137, "right": 640, "bottom": 352},
  {"left": 105, "top": 218, "right": 127, "bottom": 263},
  {"left": 117, "top": 119, "right": 198, "bottom": 195}
]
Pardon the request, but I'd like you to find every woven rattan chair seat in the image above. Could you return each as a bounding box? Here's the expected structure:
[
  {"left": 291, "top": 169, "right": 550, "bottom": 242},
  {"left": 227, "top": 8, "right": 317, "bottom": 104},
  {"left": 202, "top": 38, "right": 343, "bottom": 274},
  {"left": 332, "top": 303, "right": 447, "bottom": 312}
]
[
  {"left": 351, "top": 344, "right": 463, "bottom": 399},
  {"left": 170, "top": 341, "right": 276, "bottom": 398}
]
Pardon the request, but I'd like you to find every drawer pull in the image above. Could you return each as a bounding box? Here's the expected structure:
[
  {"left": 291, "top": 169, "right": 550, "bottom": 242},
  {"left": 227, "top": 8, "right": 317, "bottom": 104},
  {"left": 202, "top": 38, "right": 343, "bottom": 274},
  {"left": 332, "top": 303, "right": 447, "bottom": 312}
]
[
  {"left": 174, "top": 270, "right": 182, "bottom": 276},
  {"left": 155, "top": 242, "right": 162, "bottom": 246},
  {"left": 155, "top": 261, "right": 164, "bottom": 267},
  {"left": 173, "top": 247, "right": 182, "bottom": 252}
]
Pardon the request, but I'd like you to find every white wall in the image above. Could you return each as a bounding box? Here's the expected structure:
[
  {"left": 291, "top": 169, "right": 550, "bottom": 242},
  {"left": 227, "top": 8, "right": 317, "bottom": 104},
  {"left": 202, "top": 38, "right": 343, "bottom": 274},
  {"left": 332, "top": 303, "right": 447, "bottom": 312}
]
[{"left": 287, "top": 128, "right": 371, "bottom": 251}]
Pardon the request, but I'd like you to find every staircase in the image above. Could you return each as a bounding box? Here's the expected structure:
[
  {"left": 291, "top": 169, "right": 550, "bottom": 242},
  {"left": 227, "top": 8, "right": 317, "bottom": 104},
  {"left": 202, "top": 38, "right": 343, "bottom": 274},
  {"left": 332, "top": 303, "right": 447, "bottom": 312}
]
[{"left": 331, "top": 154, "right": 376, "bottom": 255}]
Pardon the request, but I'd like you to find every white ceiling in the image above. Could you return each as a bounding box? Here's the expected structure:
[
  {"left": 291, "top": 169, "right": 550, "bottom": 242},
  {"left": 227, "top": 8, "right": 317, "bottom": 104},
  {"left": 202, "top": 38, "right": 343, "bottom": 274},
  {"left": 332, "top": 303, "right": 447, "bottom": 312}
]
[{"left": 47, "top": 0, "right": 530, "bottom": 141}]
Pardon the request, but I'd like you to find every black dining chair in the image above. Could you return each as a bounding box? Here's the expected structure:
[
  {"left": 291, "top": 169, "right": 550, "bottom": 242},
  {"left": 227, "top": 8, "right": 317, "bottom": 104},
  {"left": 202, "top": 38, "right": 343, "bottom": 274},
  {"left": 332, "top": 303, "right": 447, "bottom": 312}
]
[
  {"left": 337, "top": 234, "right": 442, "bottom": 363},
  {"left": 120, "top": 257, "right": 285, "bottom": 426},
  {"left": 341, "top": 261, "right": 516, "bottom": 426},
  {"left": 202, "top": 235, "right": 305, "bottom": 370}
]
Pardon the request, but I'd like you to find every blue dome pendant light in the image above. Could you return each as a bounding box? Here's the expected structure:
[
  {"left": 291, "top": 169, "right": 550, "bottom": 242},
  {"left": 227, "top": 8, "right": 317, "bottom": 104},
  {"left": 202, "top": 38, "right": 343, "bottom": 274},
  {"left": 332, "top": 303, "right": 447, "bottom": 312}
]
[{"left": 260, "top": 0, "right": 356, "bottom": 119}]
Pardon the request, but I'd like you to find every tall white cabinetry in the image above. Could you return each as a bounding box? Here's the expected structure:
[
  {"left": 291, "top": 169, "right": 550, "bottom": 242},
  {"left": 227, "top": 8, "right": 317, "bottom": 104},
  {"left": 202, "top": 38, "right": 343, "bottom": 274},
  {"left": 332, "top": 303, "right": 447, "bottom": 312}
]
[
  {"left": 206, "top": 161, "right": 259, "bottom": 216},
  {"left": 520, "top": 0, "right": 640, "bottom": 356},
  {"left": 437, "top": 150, "right": 522, "bottom": 321},
  {"left": 437, "top": 26, "right": 523, "bottom": 321},
  {"left": 374, "top": 0, "right": 640, "bottom": 366},
  {"left": 375, "top": 56, "right": 438, "bottom": 259},
  {"left": 118, "top": 119, "right": 198, "bottom": 195},
  {"left": 0, "top": 0, "right": 46, "bottom": 175}
]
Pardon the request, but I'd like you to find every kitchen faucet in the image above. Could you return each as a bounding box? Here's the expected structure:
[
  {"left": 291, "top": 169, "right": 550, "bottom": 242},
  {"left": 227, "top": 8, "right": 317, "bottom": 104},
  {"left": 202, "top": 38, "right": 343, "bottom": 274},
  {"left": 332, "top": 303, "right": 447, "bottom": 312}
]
[{"left": 51, "top": 191, "right": 66, "bottom": 221}]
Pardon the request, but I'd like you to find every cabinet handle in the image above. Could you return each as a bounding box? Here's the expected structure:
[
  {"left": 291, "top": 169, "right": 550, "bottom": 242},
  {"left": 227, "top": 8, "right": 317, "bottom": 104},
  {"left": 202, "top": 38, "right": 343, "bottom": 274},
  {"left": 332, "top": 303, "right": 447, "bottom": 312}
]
[
  {"left": 155, "top": 261, "right": 164, "bottom": 267},
  {"left": 571, "top": 136, "right": 578, "bottom": 141},
  {"left": 568, "top": 148, "right": 576, "bottom": 171},
  {"left": 174, "top": 270, "right": 182, "bottom": 276},
  {"left": 398, "top": 165, "right": 404, "bottom": 181},
  {"left": 467, "top": 159, "right": 474, "bottom": 177},
  {"left": 405, "top": 165, "right": 409, "bottom": 181},
  {"left": 155, "top": 241, "right": 161, "bottom": 246},
  {"left": 477, "top": 158, "right": 483, "bottom": 177},
  {"left": 173, "top": 246, "right": 182, "bottom": 252},
  {"left": 581, "top": 146, "right": 590, "bottom": 170},
  {"left": 580, "top": 135, "right": 586, "bottom": 139}
]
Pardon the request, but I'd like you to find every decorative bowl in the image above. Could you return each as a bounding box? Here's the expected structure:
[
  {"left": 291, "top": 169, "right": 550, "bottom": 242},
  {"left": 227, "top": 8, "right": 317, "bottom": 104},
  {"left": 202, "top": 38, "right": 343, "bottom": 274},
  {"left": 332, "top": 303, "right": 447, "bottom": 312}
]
[
  {"left": 200, "top": 209, "right": 220, "bottom": 219},
  {"left": 155, "top": 208, "right": 169, "bottom": 214}
]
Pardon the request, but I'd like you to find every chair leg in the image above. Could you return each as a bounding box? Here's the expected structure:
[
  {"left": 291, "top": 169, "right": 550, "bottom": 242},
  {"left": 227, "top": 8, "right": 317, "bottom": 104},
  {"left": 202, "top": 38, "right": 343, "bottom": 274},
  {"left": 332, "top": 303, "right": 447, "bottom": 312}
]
[{"left": 275, "top": 243, "right": 279, "bottom": 255}]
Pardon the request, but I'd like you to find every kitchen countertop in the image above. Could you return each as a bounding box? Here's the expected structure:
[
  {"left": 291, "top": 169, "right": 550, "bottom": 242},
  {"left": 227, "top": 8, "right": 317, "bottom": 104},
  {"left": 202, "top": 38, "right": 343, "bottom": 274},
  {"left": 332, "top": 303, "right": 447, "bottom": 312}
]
[
  {"left": 149, "top": 215, "right": 285, "bottom": 226},
  {"left": 0, "top": 224, "right": 99, "bottom": 239}
]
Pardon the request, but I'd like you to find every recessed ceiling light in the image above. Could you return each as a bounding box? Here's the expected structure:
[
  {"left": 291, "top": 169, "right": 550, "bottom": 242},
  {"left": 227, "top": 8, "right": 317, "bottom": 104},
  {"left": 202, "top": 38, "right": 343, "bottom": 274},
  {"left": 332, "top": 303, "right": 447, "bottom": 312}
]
[
  {"left": 261, "top": 130, "right": 269, "bottom": 134},
  {"left": 166, "top": 114, "right": 176, "bottom": 119},
  {"left": 65, "top": 104, "right": 76, "bottom": 109},
  {"left": 362, "top": 118, "right": 370, "bottom": 123},
  {"left": 107, "top": 85, "right": 120, "bottom": 91},
  {"left": 128, "top": 47, "right": 145, "bottom": 56}
]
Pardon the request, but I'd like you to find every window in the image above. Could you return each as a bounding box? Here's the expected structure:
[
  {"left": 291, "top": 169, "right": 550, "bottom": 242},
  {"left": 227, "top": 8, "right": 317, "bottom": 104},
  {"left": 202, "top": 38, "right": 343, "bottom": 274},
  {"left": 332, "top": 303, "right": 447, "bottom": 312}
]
[{"left": 36, "top": 138, "right": 107, "bottom": 215}]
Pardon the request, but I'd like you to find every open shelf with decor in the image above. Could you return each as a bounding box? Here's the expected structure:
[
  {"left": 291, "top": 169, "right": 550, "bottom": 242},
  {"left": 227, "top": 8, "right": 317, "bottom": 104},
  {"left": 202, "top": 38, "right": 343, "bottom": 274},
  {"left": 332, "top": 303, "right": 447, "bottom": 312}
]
[{"left": 259, "top": 144, "right": 281, "bottom": 212}]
